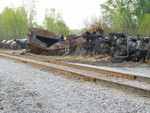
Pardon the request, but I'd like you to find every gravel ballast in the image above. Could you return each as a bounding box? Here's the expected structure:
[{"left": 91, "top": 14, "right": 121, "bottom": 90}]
[
  {"left": 1, "top": 53, "right": 150, "bottom": 90},
  {"left": 1, "top": 53, "right": 150, "bottom": 78},
  {"left": 0, "top": 58, "right": 150, "bottom": 113},
  {"left": 71, "top": 62, "right": 150, "bottom": 78}
]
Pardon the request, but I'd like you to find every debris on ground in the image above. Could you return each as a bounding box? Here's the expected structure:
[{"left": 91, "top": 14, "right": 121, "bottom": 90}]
[
  {"left": 26, "top": 28, "right": 86, "bottom": 56},
  {"left": 0, "top": 27, "right": 150, "bottom": 63},
  {"left": 0, "top": 39, "right": 27, "bottom": 50},
  {"left": 12, "top": 49, "right": 27, "bottom": 55}
]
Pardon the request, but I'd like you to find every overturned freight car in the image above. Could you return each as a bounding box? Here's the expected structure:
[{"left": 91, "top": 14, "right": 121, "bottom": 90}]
[
  {"left": 0, "top": 39, "right": 27, "bottom": 50},
  {"left": 27, "top": 28, "right": 86, "bottom": 56}
]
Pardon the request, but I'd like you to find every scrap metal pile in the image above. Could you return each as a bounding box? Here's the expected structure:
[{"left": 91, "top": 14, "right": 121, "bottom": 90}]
[
  {"left": 0, "top": 28, "right": 150, "bottom": 63},
  {"left": 83, "top": 31, "right": 150, "bottom": 62},
  {"left": 26, "top": 28, "right": 86, "bottom": 56},
  {"left": 0, "top": 39, "right": 27, "bottom": 50}
]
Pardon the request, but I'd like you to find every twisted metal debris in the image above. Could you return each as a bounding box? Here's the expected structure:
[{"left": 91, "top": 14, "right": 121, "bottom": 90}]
[
  {"left": 0, "top": 28, "right": 149, "bottom": 63},
  {"left": 26, "top": 28, "right": 86, "bottom": 56},
  {"left": 83, "top": 31, "right": 150, "bottom": 62}
]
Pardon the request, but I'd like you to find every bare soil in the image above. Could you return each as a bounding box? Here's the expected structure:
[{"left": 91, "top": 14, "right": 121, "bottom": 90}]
[{"left": 1, "top": 49, "right": 150, "bottom": 69}]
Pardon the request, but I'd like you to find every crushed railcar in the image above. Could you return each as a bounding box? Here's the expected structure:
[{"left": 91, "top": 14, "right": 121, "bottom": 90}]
[
  {"left": 27, "top": 28, "right": 86, "bottom": 55},
  {"left": 0, "top": 39, "right": 27, "bottom": 50},
  {"left": 83, "top": 30, "right": 150, "bottom": 63}
]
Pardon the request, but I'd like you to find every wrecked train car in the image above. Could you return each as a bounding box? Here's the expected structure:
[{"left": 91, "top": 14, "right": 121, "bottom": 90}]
[
  {"left": 27, "top": 28, "right": 86, "bottom": 55},
  {"left": 83, "top": 31, "right": 150, "bottom": 63},
  {"left": 0, "top": 39, "right": 27, "bottom": 50},
  {"left": 133, "top": 36, "right": 150, "bottom": 62}
]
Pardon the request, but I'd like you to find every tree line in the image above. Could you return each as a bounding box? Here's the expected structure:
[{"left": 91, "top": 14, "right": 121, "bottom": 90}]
[
  {"left": 0, "top": 0, "right": 70, "bottom": 40},
  {"left": 100, "top": 0, "right": 150, "bottom": 35},
  {"left": 83, "top": 0, "right": 150, "bottom": 36},
  {"left": 0, "top": 0, "right": 149, "bottom": 40}
]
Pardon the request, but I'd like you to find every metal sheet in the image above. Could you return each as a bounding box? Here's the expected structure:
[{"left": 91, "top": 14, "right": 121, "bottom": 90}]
[{"left": 27, "top": 28, "right": 86, "bottom": 55}]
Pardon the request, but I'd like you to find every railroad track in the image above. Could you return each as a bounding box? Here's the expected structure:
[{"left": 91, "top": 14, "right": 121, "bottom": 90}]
[
  {"left": 1, "top": 51, "right": 150, "bottom": 81},
  {"left": 0, "top": 51, "right": 141, "bottom": 80},
  {"left": 0, "top": 51, "right": 150, "bottom": 98}
]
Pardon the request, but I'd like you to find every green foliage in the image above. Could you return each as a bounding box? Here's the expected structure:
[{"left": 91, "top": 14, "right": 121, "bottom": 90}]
[
  {"left": 82, "top": 16, "right": 112, "bottom": 36},
  {"left": 100, "top": 0, "right": 150, "bottom": 35},
  {"left": 70, "top": 29, "right": 84, "bottom": 35},
  {"left": 0, "top": 7, "right": 28, "bottom": 39},
  {"left": 136, "top": 0, "right": 150, "bottom": 14},
  {"left": 138, "top": 14, "right": 150, "bottom": 35},
  {"left": 21, "top": 0, "right": 37, "bottom": 27},
  {"left": 0, "top": 0, "right": 39, "bottom": 40},
  {"left": 43, "top": 8, "right": 70, "bottom": 35},
  {"left": 33, "top": 22, "right": 45, "bottom": 30}
]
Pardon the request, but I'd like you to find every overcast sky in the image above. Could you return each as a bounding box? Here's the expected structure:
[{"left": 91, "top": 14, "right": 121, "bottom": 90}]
[{"left": 0, "top": 0, "right": 107, "bottom": 29}]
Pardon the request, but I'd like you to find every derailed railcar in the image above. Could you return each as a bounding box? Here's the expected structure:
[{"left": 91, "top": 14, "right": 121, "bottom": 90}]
[
  {"left": 133, "top": 36, "right": 150, "bottom": 62},
  {"left": 105, "top": 34, "right": 150, "bottom": 62},
  {"left": 83, "top": 31, "right": 150, "bottom": 63},
  {"left": 48, "top": 37, "right": 86, "bottom": 56},
  {"left": 27, "top": 28, "right": 86, "bottom": 55},
  {"left": 0, "top": 39, "right": 27, "bottom": 50}
]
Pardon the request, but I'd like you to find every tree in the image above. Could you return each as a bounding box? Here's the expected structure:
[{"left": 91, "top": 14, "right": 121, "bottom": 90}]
[
  {"left": 138, "top": 14, "right": 150, "bottom": 35},
  {"left": 82, "top": 15, "right": 111, "bottom": 35},
  {"left": 33, "top": 22, "right": 45, "bottom": 29},
  {"left": 70, "top": 29, "right": 84, "bottom": 35},
  {"left": 100, "top": 0, "right": 150, "bottom": 35},
  {"left": 0, "top": 7, "right": 28, "bottom": 39},
  {"left": 101, "top": 0, "right": 138, "bottom": 34},
  {"left": 136, "top": 0, "right": 150, "bottom": 14},
  {"left": 43, "top": 8, "right": 70, "bottom": 35},
  {"left": 21, "top": 0, "right": 37, "bottom": 27}
]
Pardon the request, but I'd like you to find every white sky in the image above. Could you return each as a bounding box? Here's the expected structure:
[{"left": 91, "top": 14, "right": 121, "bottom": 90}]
[{"left": 0, "top": 0, "right": 107, "bottom": 29}]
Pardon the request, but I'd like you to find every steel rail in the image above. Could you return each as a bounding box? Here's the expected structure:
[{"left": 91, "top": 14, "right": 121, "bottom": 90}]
[
  {"left": 0, "top": 54, "right": 94, "bottom": 81},
  {"left": 24, "top": 53, "right": 150, "bottom": 83},
  {"left": 0, "top": 54, "right": 150, "bottom": 98},
  {"left": 0, "top": 51, "right": 136, "bottom": 80},
  {"left": 1, "top": 51, "right": 150, "bottom": 84}
]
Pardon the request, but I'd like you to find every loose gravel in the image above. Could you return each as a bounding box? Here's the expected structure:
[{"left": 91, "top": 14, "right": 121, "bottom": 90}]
[
  {"left": 1, "top": 53, "right": 150, "bottom": 78},
  {"left": 0, "top": 58, "right": 150, "bottom": 113},
  {"left": 1, "top": 53, "right": 150, "bottom": 90},
  {"left": 71, "top": 62, "right": 150, "bottom": 78}
]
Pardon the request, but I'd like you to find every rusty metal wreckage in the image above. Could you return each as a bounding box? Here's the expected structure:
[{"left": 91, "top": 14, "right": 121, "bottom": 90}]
[
  {"left": 0, "top": 27, "right": 150, "bottom": 63},
  {"left": 26, "top": 28, "right": 86, "bottom": 56}
]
